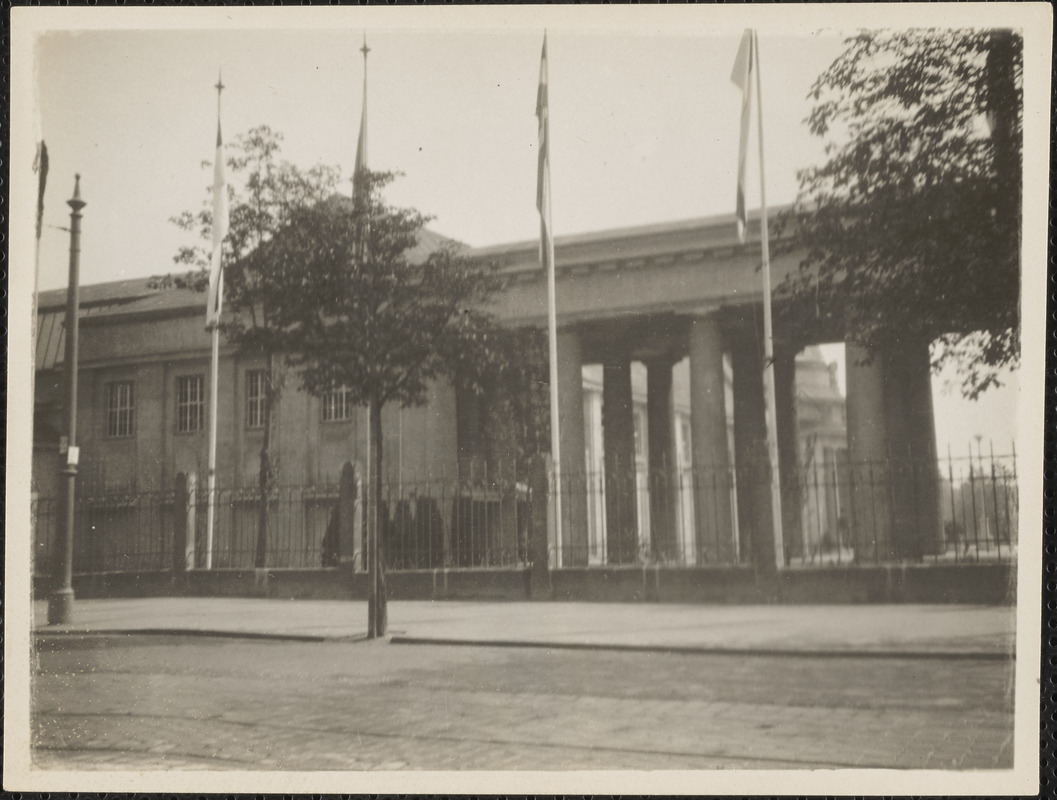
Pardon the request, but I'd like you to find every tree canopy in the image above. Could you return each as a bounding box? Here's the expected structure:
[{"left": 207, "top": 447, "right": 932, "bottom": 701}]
[
  {"left": 265, "top": 168, "right": 510, "bottom": 638},
  {"left": 168, "top": 126, "right": 343, "bottom": 360},
  {"left": 784, "top": 29, "right": 1022, "bottom": 399},
  {"left": 163, "top": 129, "right": 516, "bottom": 634},
  {"left": 273, "top": 170, "right": 503, "bottom": 413},
  {"left": 162, "top": 126, "right": 346, "bottom": 566}
]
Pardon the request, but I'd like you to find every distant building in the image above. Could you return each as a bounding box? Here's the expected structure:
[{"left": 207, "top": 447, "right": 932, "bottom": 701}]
[{"left": 581, "top": 348, "right": 847, "bottom": 564}]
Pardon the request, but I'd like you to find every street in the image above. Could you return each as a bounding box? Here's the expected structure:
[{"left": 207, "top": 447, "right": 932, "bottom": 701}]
[{"left": 33, "top": 633, "right": 1014, "bottom": 771}]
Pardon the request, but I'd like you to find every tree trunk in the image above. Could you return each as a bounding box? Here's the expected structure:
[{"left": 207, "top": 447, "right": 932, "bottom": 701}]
[
  {"left": 367, "top": 394, "right": 388, "bottom": 637},
  {"left": 255, "top": 356, "right": 275, "bottom": 570}
]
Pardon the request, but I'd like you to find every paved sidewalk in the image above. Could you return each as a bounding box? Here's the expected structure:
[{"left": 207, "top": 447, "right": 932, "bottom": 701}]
[{"left": 32, "top": 597, "right": 1015, "bottom": 657}]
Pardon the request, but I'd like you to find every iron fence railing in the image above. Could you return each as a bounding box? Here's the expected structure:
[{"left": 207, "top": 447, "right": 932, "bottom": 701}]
[
  {"left": 30, "top": 451, "right": 1017, "bottom": 577},
  {"left": 33, "top": 490, "right": 178, "bottom": 575},
  {"left": 31, "top": 478, "right": 532, "bottom": 575},
  {"left": 545, "top": 452, "right": 1017, "bottom": 568}
]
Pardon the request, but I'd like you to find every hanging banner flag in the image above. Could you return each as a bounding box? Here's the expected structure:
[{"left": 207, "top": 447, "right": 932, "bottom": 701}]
[
  {"left": 35, "top": 141, "right": 49, "bottom": 241},
  {"left": 354, "top": 36, "right": 371, "bottom": 266},
  {"left": 536, "top": 37, "right": 551, "bottom": 232},
  {"left": 353, "top": 89, "right": 368, "bottom": 202},
  {"left": 353, "top": 36, "right": 370, "bottom": 209},
  {"left": 731, "top": 29, "right": 754, "bottom": 242},
  {"left": 207, "top": 117, "right": 228, "bottom": 324}
]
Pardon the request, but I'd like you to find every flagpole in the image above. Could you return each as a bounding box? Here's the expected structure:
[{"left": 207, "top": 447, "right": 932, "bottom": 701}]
[
  {"left": 205, "top": 72, "right": 226, "bottom": 571},
  {"left": 545, "top": 209, "right": 563, "bottom": 569},
  {"left": 353, "top": 35, "right": 369, "bottom": 549},
  {"left": 538, "top": 33, "right": 563, "bottom": 567},
  {"left": 752, "top": 31, "right": 785, "bottom": 568},
  {"left": 206, "top": 305, "right": 219, "bottom": 570},
  {"left": 360, "top": 38, "right": 370, "bottom": 531}
]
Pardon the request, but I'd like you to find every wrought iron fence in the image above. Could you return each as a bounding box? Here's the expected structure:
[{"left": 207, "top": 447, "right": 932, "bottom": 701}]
[
  {"left": 33, "top": 489, "right": 177, "bottom": 575},
  {"left": 545, "top": 451, "right": 1018, "bottom": 568},
  {"left": 31, "top": 477, "right": 531, "bottom": 576},
  {"left": 30, "top": 451, "right": 1016, "bottom": 577}
]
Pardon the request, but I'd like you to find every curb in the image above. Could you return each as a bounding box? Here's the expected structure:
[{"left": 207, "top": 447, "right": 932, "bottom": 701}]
[
  {"left": 388, "top": 635, "right": 1015, "bottom": 661},
  {"left": 33, "top": 628, "right": 1015, "bottom": 661},
  {"left": 33, "top": 628, "right": 354, "bottom": 643}
]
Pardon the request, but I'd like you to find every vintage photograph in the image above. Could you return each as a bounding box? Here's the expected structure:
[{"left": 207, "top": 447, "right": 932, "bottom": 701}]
[{"left": 6, "top": 4, "right": 1048, "bottom": 795}]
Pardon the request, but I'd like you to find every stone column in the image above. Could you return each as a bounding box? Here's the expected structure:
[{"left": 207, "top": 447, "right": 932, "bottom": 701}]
[
  {"left": 556, "top": 328, "right": 588, "bottom": 566},
  {"left": 844, "top": 342, "right": 893, "bottom": 560},
  {"left": 646, "top": 358, "right": 681, "bottom": 561},
  {"left": 688, "top": 316, "right": 734, "bottom": 563},
  {"left": 774, "top": 346, "right": 803, "bottom": 564},
  {"left": 882, "top": 338, "right": 943, "bottom": 558},
  {"left": 731, "top": 335, "right": 776, "bottom": 571},
  {"left": 602, "top": 357, "right": 639, "bottom": 564}
]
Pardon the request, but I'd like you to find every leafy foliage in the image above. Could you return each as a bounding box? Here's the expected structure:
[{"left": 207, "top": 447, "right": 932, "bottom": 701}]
[
  {"left": 273, "top": 170, "right": 504, "bottom": 414},
  {"left": 464, "top": 325, "right": 552, "bottom": 470},
  {"left": 489, "top": 326, "right": 552, "bottom": 463},
  {"left": 784, "top": 29, "right": 1021, "bottom": 399},
  {"left": 159, "top": 126, "right": 343, "bottom": 566},
  {"left": 164, "top": 126, "right": 343, "bottom": 359}
]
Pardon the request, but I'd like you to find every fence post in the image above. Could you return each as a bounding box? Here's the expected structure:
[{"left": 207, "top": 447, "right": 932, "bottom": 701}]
[
  {"left": 173, "top": 472, "right": 188, "bottom": 575},
  {"left": 528, "top": 453, "right": 552, "bottom": 600},
  {"left": 338, "top": 461, "right": 362, "bottom": 569},
  {"left": 186, "top": 472, "right": 197, "bottom": 570}
]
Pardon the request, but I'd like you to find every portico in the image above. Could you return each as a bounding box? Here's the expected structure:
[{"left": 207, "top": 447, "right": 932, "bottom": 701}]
[{"left": 472, "top": 208, "right": 943, "bottom": 567}]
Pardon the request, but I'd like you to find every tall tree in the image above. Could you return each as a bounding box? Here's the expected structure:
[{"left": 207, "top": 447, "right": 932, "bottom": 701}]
[
  {"left": 164, "top": 126, "right": 341, "bottom": 567},
  {"left": 271, "top": 170, "right": 503, "bottom": 637},
  {"left": 477, "top": 325, "right": 551, "bottom": 469},
  {"left": 784, "top": 29, "right": 1022, "bottom": 399}
]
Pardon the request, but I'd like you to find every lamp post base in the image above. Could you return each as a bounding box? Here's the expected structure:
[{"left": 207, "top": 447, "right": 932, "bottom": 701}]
[{"left": 47, "top": 587, "right": 75, "bottom": 625}]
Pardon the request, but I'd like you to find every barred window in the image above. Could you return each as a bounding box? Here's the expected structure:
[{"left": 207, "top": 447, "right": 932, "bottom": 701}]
[
  {"left": 246, "top": 370, "right": 266, "bottom": 429},
  {"left": 176, "top": 375, "right": 205, "bottom": 433},
  {"left": 106, "top": 381, "right": 134, "bottom": 438},
  {"left": 322, "top": 385, "right": 355, "bottom": 422}
]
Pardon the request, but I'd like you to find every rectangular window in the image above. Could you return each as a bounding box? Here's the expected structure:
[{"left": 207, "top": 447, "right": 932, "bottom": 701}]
[
  {"left": 176, "top": 375, "right": 205, "bottom": 433},
  {"left": 322, "top": 385, "right": 354, "bottom": 422},
  {"left": 246, "top": 370, "right": 266, "bottom": 429},
  {"left": 106, "top": 381, "right": 134, "bottom": 438}
]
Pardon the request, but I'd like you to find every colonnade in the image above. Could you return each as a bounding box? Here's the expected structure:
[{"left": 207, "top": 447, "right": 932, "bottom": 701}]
[{"left": 548, "top": 312, "right": 942, "bottom": 569}]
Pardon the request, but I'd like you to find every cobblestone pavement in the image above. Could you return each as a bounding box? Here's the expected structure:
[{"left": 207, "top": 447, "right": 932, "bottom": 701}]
[{"left": 32, "top": 634, "right": 1015, "bottom": 772}]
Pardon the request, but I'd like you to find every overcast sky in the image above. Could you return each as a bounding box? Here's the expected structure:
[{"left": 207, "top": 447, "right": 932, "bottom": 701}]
[
  {"left": 31, "top": 27, "right": 843, "bottom": 291},
  {"left": 18, "top": 7, "right": 1035, "bottom": 459}
]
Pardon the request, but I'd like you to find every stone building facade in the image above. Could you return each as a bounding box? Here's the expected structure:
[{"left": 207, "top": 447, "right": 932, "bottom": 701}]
[{"left": 35, "top": 209, "right": 944, "bottom": 576}]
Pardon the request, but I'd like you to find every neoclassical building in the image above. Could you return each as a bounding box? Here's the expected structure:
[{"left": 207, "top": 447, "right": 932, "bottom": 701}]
[{"left": 35, "top": 208, "right": 942, "bottom": 575}]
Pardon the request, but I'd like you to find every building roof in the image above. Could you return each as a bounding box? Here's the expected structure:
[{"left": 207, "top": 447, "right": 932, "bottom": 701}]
[
  {"left": 469, "top": 203, "right": 796, "bottom": 272},
  {"left": 35, "top": 225, "right": 458, "bottom": 372},
  {"left": 36, "top": 277, "right": 183, "bottom": 371}
]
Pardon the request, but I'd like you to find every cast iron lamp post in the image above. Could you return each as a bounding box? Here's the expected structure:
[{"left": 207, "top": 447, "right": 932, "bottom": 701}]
[{"left": 47, "top": 175, "right": 85, "bottom": 625}]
